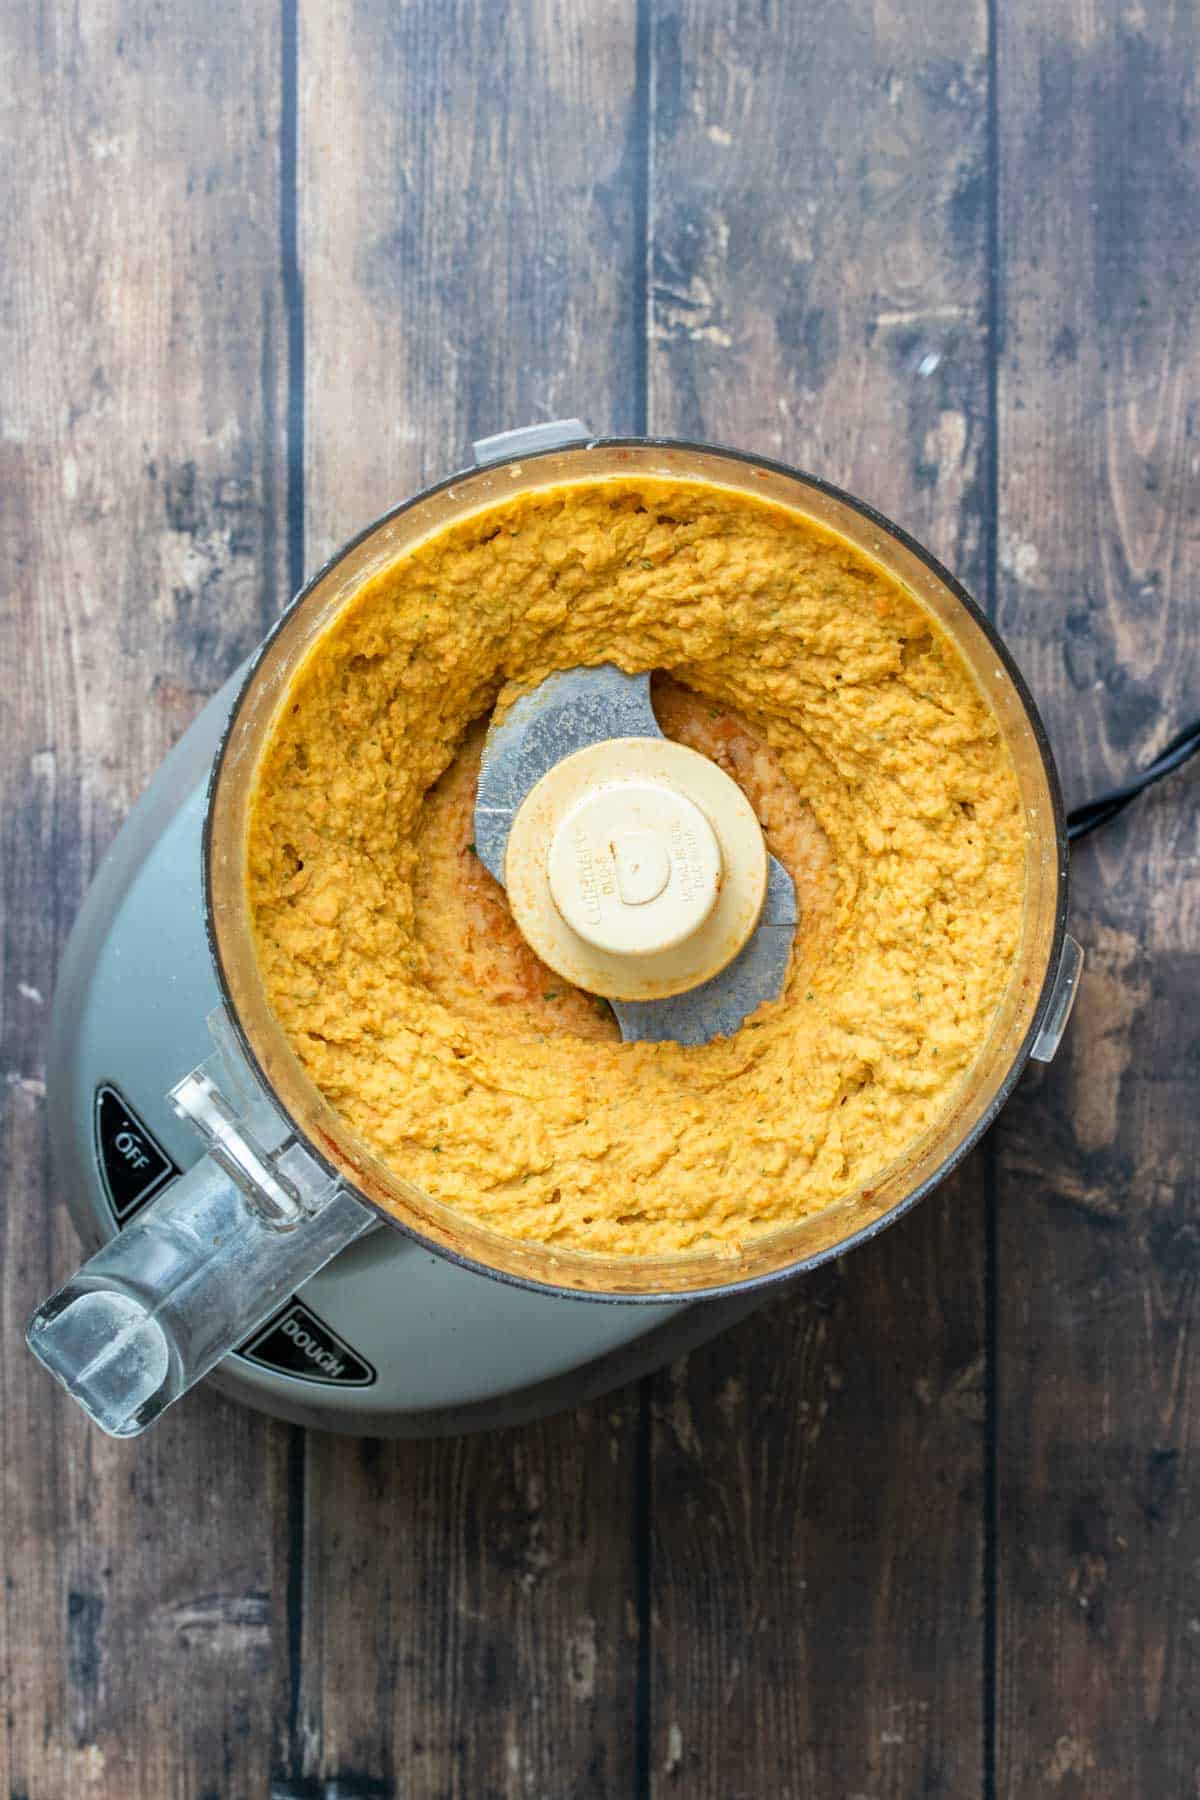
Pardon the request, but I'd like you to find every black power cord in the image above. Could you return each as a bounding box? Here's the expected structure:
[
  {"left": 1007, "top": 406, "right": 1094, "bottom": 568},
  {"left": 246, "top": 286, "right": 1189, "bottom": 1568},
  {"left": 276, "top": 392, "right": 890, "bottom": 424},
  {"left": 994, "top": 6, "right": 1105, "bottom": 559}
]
[{"left": 1068, "top": 713, "right": 1200, "bottom": 842}]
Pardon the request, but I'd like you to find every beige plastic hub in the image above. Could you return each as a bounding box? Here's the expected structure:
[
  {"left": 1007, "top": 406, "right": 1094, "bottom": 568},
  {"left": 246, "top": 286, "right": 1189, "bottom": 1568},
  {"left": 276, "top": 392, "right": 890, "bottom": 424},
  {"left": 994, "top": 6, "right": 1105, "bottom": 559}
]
[{"left": 504, "top": 738, "right": 769, "bottom": 1001}]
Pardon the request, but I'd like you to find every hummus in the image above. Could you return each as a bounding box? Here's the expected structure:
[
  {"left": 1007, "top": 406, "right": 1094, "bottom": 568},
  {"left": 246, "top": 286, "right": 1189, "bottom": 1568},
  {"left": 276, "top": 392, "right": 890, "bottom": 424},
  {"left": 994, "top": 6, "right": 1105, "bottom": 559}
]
[{"left": 247, "top": 478, "right": 1024, "bottom": 1255}]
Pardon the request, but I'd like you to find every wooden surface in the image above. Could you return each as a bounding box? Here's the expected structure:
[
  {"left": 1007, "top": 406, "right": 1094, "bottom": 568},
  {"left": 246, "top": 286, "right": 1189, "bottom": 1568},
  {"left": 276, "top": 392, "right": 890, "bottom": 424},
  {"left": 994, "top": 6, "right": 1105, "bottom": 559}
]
[
  {"left": 993, "top": 4, "right": 1200, "bottom": 1794},
  {"left": 1, "top": 6, "right": 289, "bottom": 1798},
  {"left": 1, "top": 3, "right": 1196, "bottom": 1796}
]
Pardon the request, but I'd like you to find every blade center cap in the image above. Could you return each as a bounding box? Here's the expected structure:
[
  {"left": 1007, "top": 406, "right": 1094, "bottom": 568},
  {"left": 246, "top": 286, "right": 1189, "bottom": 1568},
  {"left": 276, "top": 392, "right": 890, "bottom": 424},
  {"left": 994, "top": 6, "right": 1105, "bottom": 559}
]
[
  {"left": 611, "top": 830, "right": 670, "bottom": 906},
  {"left": 502, "top": 734, "right": 769, "bottom": 1002},
  {"left": 547, "top": 780, "right": 722, "bottom": 957}
]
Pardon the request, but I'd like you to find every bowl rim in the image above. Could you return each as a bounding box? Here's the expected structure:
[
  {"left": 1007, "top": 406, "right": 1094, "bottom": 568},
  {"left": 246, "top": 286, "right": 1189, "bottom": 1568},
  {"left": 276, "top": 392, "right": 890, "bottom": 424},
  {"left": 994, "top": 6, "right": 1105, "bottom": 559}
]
[{"left": 203, "top": 433, "right": 1069, "bottom": 1305}]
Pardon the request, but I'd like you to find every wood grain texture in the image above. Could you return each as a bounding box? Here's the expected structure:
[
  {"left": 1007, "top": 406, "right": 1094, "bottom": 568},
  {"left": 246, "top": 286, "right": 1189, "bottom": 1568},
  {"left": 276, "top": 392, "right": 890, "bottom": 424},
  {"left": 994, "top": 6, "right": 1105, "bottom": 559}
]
[
  {"left": 281, "top": 4, "right": 646, "bottom": 1794},
  {"left": 299, "top": 0, "right": 641, "bottom": 567},
  {"left": 646, "top": 1180, "right": 988, "bottom": 1799},
  {"left": 281, "top": 1408, "right": 641, "bottom": 1799},
  {"left": 4, "top": 0, "right": 1199, "bottom": 1795},
  {"left": 992, "top": 3, "right": 1200, "bottom": 1794},
  {"left": 0, "top": 4, "right": 289, "bottom": 1797},
  {"left": 645, "top": 3, "right": 992, "bottom": 1793}
]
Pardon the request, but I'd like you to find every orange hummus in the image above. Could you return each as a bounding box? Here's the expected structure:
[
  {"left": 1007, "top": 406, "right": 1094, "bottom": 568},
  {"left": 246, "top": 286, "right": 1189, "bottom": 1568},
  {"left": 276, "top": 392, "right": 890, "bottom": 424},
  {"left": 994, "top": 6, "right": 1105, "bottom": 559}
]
[{"left": 246, "top": 478, "right": 1024, "bottom": 1255}]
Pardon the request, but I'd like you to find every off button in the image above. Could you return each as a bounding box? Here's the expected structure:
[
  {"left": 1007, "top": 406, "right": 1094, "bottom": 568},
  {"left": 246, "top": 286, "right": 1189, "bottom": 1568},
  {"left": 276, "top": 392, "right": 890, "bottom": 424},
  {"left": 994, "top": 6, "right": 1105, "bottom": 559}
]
[{"left": 94, "top": 1084, "right": 180, "bottom": 1224}]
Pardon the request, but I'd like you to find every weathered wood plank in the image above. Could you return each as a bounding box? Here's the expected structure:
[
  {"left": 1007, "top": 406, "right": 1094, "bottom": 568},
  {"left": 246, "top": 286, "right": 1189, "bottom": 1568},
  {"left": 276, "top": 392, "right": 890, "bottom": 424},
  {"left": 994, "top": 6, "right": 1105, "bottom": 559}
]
[
  {"left": 0, "top": 4, "right": 290, "bottom": 1796},
  {"left": 993, "top": 3, "right": 1200, "bottom": 1793},
  {"left": 285, "top": 3, "right": 644, "bottom": 1792},
  {"left": 646, "top": 3, "right": 993, "bottom": 1793},
  {"left": 648, "top": 1176, "right": 989, "bottom": 1799},
  {"left": 300, "top": 0, "right": 641, "bottom": 567}
]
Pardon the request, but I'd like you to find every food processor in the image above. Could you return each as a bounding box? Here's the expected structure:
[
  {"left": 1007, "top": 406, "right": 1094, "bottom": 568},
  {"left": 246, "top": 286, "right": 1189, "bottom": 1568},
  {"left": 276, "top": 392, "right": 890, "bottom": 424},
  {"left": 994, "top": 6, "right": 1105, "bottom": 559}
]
[{"left": 26, "top": 423, "right": 1084, "bottom": 1439}]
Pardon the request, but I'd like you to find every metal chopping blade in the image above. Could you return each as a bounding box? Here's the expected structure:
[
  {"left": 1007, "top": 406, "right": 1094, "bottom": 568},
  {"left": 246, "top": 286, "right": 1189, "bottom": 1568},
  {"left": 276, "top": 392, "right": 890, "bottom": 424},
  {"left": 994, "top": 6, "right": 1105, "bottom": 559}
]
[{"left": 474, "top": 665, "right": 797, "bottom": 1045}]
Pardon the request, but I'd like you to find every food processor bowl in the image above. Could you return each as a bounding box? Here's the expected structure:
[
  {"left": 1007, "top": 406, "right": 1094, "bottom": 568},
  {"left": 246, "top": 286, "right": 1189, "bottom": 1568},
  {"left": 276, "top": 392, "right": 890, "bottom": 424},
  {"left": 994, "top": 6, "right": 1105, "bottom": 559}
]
[{"left": 207, "top": 433, "right": 1076, "bottom": 1296}]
